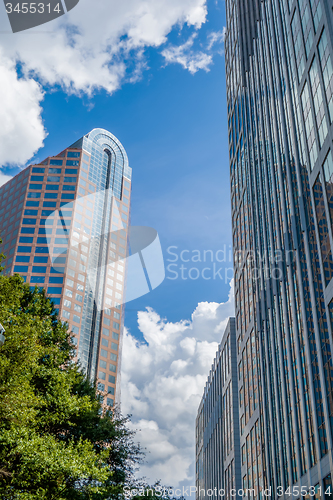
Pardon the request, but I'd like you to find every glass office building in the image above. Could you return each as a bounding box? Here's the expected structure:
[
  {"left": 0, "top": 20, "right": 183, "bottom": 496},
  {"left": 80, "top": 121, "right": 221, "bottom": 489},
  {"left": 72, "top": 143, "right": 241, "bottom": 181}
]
[
  {"left": 225, "top": 0, "right": 333, "bottom": 495},
  {"left": 0, "top": 128, "right": 132, "bottom": 407},
  {"left": 196, "top": 318, "right": 242, "bottom": 500}
]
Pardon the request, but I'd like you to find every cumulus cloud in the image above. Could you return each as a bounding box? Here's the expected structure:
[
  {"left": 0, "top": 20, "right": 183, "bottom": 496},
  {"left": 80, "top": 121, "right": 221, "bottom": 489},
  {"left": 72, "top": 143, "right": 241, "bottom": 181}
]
[
  {"left": 207, "top": 28, "right": 226, "bottom": 50},
  {"left": 0, "top": 0, "right": 209, "bottom": 94},
  {"left": 0, "top": 0, "right": 210, "bottom": 166},
  {"left": 161, "top": 26, "right": 226, "bottom": 75},
  {"left": 0, "top": 172, "right": 12, "bottom": 187},
  {"left": 0, "top": 50, "right": 46, "bottom": 167},
  {"left": 161, "top": 34, "right": 213, "bottom": 74},
  {"left": 121, "top": 282, "right": 234, "bottom": 488}
]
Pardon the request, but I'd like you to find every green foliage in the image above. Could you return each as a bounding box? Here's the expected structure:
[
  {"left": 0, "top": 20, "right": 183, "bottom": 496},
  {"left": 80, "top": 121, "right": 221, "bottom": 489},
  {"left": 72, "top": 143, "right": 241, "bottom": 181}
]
[{"left": 0, "top": 273, "right": 142, "bottom": 499}]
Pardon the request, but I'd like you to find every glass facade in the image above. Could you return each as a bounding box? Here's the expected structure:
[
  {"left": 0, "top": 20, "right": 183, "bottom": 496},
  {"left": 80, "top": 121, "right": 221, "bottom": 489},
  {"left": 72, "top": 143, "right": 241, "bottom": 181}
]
[
  {"left": 196, "top": 319, "right": 242, "bottom": 500},
  {"left": 0, "top": 128, "right": 132, "bottom": 407},
  {"left": 226, "top": 0, "right": 333, "bottom": 494}
]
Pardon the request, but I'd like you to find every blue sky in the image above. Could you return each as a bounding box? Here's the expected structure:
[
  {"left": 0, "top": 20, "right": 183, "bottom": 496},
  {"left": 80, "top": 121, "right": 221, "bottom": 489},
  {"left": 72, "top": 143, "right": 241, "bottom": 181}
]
[
  {"left": 0, "top": 0, "right": 233, "bottom": 489},
  {"left": 2, "top": 0, "right": 231, "bottom": 334}
]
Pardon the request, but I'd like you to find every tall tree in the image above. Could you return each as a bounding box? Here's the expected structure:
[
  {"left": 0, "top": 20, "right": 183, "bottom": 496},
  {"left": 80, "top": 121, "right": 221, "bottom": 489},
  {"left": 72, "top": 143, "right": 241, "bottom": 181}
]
[{"left": 0, "top": 269, "right": 142, "bottom": 499}]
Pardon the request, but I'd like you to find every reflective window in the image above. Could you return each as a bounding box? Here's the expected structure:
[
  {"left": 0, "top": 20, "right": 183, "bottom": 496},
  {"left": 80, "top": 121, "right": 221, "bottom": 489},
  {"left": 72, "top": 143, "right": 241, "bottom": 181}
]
[
  {"left": 30, "top": 276, "right": 45, "bottom": 284},
  {"left": 301, "top": 81, "right": 318, "bottom": 169},
  {"left": 309, "top": 56, "right": 328, "bottom": 147},
  {"left": 32, "top": 266, "right": 46, "bottom": 273},
  {"left": 318, "top": 29, "right": 333, "bottom": 123}
]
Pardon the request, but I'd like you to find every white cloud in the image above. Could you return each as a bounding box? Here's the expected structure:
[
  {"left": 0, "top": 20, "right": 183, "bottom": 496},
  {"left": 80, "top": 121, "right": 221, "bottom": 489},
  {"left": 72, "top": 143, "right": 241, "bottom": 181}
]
[
  {"left": 161, "top": 26, "right": 226, "bottom": 75},
  {"left": 0, "top": 172, "right": 12, "bottom": 187},
  {"left": 0, "top": 0, "right": 209, "bottom": 93},
  {"left": 161, "top": 34, "right": 213, "bottom": 74},
  {"left": 0, "top": 50, "right": 46, "bottom": 168},
  {"left": 207, "top": 28, "right": 226, "bottom": 50},
  {"left": 0, "top": 0, "right": 210, "bottom": 166},
  {"left": 121, "top": 282, "right": 234, "bottom": 488}
]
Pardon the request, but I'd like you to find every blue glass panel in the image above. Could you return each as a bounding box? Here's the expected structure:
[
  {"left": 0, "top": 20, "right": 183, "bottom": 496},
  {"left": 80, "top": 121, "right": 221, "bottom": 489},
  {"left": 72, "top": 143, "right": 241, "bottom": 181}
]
[
  {"left": 16, "top": 256, "right": 30, "bottom": 263},
  {"left": 34, "top": 256, "right": 48, "bottom": 263},
  {"left": 53, "top": 247, "right": 67, "bottom": 254},
  {"left": 40, "top": 219, "right": 54, "bottom": 226},
  {"left": 14, "top": 265, "right": 28, "bottom": 272},
  {"left": 30, "top": 276, "right": 45, "bottom": 283},
  {"left": 67, "top": 152, "right": 80, "bottom": 158},
  {"left": 38, "top": 228, "right": 52, "bottom": 235},
  {"left": 35, "top": 247, "right": 49, "bottom": 254},
  {"left": 22, "top": 219, "right": 36, "bottom": 225},
  {"left": 32, "top": 266, "right": 47, "bottom": 273},
  {"left": 17, "top": 246, "right": 32, "bottom": 252},
  {"left": 32, "top": 167, "right": 45, "bottom": 173},
  {"left": 51, "top": 297, "right": 61, "bottom": 305},
  {"left": 47, "top": 287, "right": 62, "bottom": 294},
  {"left": 50, "top": 267, "right": 65, "bottom": 274},
  {"left": 49, "top": 277, "right": 64, "bottom": 284}
]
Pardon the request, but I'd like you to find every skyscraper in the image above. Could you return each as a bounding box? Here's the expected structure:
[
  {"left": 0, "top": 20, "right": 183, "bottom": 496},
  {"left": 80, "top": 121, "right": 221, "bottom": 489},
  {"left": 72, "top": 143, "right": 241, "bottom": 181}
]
[
  {"left": 196, "top": 318, "right": 242, "bottom": 500},
  {"left": 225, "top": 0, "right": 333, "bottom": 494},
  {"left": 0, "top": 128, "right": 131, "bottom": 407}
]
